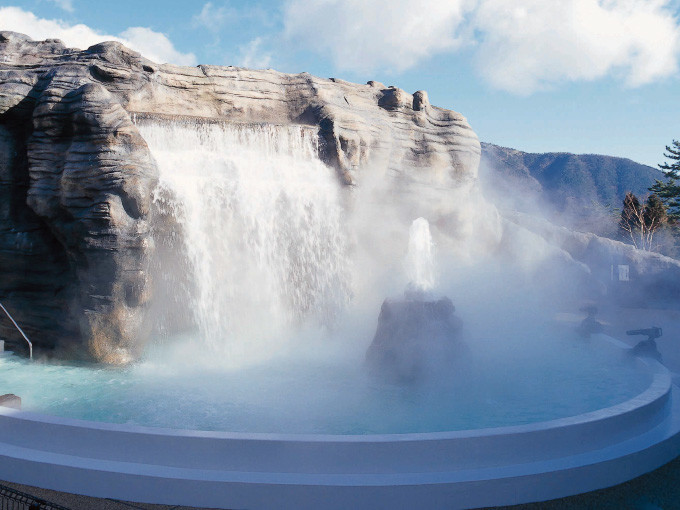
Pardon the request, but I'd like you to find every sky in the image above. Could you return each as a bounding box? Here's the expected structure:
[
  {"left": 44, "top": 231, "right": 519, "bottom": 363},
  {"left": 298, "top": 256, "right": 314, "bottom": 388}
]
[{"left": 1, "top": 0, "right": 679, "bottom": 167}]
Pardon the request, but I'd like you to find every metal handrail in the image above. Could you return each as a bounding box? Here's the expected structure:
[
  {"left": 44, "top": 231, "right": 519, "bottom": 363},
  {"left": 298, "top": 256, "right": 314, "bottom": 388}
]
[{"left": 0, "top": 302, "right": 32, "bottom": 360}]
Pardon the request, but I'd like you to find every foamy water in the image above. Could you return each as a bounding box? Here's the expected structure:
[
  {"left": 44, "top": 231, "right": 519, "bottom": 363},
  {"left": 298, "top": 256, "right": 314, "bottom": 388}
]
[{"left": 140, "top": 121, "right": 351, "bottom": 364}]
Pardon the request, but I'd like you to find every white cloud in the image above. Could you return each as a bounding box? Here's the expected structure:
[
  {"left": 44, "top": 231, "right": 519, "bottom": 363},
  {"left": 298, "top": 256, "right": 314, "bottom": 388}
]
[
  {"left": 238, "top": 37, "right": 271, "bottom": 69},
  {"left": 192, "top": 2, "right": 273, "bottom": 33},
  {"left": 0, "top": 6, "right": 196, "bottom": 65},
  {"left": 282, "top": 0, "right": 680, "bottom": 94},
  {"left": 192, "top": 2, "right": 234, "bottom": 32},
  {"left": 283, "top": 0, "right": 476, "bottom": 74},
  {"left": 49, "top": 0, "right": 74, "bottom": 13},
  {"left": 473, "top": 0, "right": 680, "bottom": 94},
  {"left": 119, "top": 27, "right": 197, "bottom": 66}
]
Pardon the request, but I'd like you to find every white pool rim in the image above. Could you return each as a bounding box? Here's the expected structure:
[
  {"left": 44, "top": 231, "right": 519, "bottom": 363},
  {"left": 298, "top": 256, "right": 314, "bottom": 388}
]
[{"left": 1, "top": 337, "right": 679, "bottom": 510}]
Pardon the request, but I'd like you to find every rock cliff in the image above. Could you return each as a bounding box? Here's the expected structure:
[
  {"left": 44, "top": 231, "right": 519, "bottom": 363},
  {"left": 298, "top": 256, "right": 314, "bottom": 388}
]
[
  {"left": 505, "top": 211, "right": 680, "bottom": 307},
  {"left": 0, "top": 32, "right": 480, "bottom": 362}
]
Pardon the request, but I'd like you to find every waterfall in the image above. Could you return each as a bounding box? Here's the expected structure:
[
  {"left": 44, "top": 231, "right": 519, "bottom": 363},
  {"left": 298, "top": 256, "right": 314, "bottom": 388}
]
[
  {"left": 405, "top": 217, "right": 436, "bottom": 293},
  {"left": 139, "top": 120, "right": 350, "bottom": 362}
]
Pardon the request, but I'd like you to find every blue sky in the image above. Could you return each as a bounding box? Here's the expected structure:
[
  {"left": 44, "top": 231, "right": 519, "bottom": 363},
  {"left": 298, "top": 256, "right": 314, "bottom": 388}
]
[{"left": 1, "top": 0, "right": 679, "bottom": 167}]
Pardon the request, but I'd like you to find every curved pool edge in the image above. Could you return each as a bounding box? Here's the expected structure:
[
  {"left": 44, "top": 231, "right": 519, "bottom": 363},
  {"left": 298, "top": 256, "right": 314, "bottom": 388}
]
[{"left": 0, "top": 342, "right": 679, "bottom": 509}]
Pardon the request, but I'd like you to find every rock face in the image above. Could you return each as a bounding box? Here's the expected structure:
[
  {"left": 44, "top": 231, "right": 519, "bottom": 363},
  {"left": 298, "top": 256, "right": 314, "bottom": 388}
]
[
  {"left": 366, "top": 296, "right": 465, "bottom": 382},
  {"left": 505, "top": 212, "right": 680, "bottom": 306},
  {"left": 0, "top": 32, "right": 481, "bottom": 362},
  {"left": 0, "top": 394, "right": 21, "bottom": 409}
]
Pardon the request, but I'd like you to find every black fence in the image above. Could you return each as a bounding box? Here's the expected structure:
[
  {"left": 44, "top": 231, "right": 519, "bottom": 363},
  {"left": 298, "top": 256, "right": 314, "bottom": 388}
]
[{"left": 0, "top": 483, "right": 71, "bottom": 510}]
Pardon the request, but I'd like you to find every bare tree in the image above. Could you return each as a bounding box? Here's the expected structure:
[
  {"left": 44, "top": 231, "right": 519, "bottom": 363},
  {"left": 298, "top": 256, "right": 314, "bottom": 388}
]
[{"left": 619, "top": 192, "right": 668, "bottom": 251}]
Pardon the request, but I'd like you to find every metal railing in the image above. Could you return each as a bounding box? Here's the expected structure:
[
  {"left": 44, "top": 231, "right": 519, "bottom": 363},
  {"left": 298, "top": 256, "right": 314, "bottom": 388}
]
[
  {"left": 0, "top": 483, "right": 71, "bottom": 510},
  {"left": 0, "top": 302, "right": 32, "bottom": 360}
]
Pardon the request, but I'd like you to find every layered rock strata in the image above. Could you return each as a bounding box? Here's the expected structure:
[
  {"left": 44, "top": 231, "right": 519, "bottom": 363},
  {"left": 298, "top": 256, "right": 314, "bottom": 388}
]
[{"left": 0, "top": 32, "right": 481, "bottom": 362}]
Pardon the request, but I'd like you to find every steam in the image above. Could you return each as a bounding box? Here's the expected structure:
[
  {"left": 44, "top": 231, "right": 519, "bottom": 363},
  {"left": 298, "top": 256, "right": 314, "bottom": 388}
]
[
  {"left": 0, "top": 117, "right": 658, "bottom": 435},
  {"left": 137, "top": 116, "right": 633, "bottom": 381},
  {"left": 476, "top": 148, "right": 618, "bottom": 238}
]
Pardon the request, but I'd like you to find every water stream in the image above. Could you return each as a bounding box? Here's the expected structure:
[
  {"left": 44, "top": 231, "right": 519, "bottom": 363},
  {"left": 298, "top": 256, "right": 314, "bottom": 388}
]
[
  {"left": 405, "top": 217, "right": 436, "bottom": 293},
  {"left": 140, "top": 120, "right": 351, "bottom": 363}
]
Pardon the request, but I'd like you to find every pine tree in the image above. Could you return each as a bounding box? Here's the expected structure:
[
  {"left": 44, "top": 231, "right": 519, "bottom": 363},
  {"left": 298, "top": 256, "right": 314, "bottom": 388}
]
[
  {"left": 643, "top": 194, "right": 668, "bottom": 251},
  {"left": 644, "top": 194, "right": 667, "bottom": 229},
  {"left": 649, "top": 140, "right": 680, "bottom": 221}
]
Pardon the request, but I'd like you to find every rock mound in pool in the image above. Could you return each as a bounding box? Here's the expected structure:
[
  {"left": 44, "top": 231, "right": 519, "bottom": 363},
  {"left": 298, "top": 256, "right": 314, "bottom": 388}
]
[{"left": 366, "top": 296, "right": 465, "bottom": 382}]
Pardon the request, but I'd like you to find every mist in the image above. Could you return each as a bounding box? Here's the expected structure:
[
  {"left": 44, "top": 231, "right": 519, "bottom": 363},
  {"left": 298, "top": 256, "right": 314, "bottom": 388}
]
[
  {"left": 0, "top": 117, "right": 657, "bottom": 435},
  {"left": 75, "top": 116, "right": 661, "bottom": 434},
  {"left": 140, "top": 118, "right": 592, "bottom": 355}
]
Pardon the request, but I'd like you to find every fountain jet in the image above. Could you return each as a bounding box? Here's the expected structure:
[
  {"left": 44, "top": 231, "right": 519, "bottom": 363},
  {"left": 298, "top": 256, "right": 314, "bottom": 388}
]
[{"left": 405, "top": 217, "right": 436, "bottom": 295}]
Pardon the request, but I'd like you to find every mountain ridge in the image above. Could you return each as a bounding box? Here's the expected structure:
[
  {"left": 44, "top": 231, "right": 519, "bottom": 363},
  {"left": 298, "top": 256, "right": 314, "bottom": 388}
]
[{"left": 480, "top": 141, "right": 662, "bottom": 219}]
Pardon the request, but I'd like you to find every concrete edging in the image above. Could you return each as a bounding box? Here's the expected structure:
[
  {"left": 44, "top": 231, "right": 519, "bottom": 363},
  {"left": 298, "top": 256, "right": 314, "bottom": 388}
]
[{"left": 0, "top": 339, "right": 678, "bottom": 509}]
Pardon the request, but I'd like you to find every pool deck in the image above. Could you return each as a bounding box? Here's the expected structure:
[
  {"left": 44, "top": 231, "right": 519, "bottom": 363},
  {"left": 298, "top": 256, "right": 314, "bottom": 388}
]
[
  {"left": 0, "top": 479, "right": 209, "bottom": 510},
  {"left": 3, "top": 454, "right": 680, "bottom": 509}
]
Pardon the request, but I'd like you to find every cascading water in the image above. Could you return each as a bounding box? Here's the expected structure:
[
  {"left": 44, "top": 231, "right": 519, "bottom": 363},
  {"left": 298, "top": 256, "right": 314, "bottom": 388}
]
[
  {"left": 0, "top": 122, "right": 658, "bottom": 438},
  {"left": 139, "top": 120, "right": 351, "bottom": 363},
  {"left": 405, "top": 217, "right": 436, "bottom": 293}
]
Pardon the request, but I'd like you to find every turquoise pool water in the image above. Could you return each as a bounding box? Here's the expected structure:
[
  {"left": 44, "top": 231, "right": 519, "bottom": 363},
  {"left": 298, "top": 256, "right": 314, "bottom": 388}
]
[{"left": 0, "top": 334, "right": 651, "bottom": 434}]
